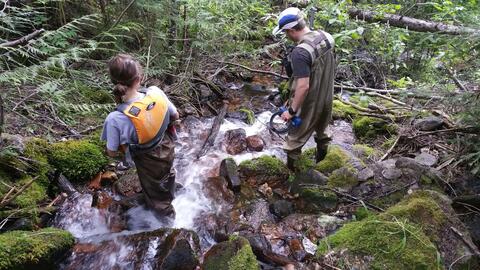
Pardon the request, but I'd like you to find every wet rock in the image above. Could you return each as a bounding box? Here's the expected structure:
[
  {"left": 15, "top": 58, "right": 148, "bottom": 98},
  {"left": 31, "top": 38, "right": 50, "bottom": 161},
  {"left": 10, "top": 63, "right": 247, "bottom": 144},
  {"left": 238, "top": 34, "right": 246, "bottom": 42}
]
[
  {"left": 203, "top": 176, "right": 235, "bottom": 206},
  {"left": 381, "top": 167, "right": 402, "bottom": 180},
  {"left": 269, "top": 200, "right": 294, "bottom": 219},
  {"left": 239, "top": 232, "right": 294, "bottom": 267},
  {"left": 220, "top": 158, "right": 241, "bottom": 192},
  {"left": 180, "top": 103, "right": 197, "bottom": 116},
  {"left": 113, "top": 169, "right": 142, "bottom": 197},
  {"left": 357, "top": 167, "right": 374, "bottom": 182},
  {"left": 0, "top": 228, "right": 75, "bottom": 270},
  {"left": 414, "top": 116, "right": 444, "bottom": 131},
  {"left": 242, "top": 83, "right": 271, "bottom": 96},
  {"left": 202, "top": 236, "right": 259, "bottom": 270},
  {"left": 243, "top": 200, "right": 277, "bottom": 231},
  {"left": 224, "top": 128, "right": 247, "bottom": 155},
  {"left": 91, "top": 191, "right": 113, "bottom": 209},
  {"left": 328, "top": 167, "right": 359, "bottom": 191},
  {"left": 64, "top": 228, "right": 200, "bottom": 270},
  {"left": 156, "top": 229, "right": 200, "bottom": 270},
  {"left": 198, "top": 84, "right": 212, "bottom": 99},
  {"left": 246, "top": 135, "right": 265, "bottom": 152},
  {"left": 101, "top": 171, "right": 118, "bottom": 183},
  {"left": 239, "top": 155, "right": 290, "bottom": 187},
  {"left": 287, "top": 238, "right": 307, "bottom": 261},
  {"left": 414, "top": 152, "right": 438, "bottom": 167}
]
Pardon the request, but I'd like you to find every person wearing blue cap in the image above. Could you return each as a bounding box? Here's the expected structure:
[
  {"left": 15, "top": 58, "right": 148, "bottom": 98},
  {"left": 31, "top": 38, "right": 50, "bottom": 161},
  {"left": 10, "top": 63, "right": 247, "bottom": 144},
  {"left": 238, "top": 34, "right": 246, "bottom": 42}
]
[{"left": 273, "top": 7, "right": 335, "bottom": 171}]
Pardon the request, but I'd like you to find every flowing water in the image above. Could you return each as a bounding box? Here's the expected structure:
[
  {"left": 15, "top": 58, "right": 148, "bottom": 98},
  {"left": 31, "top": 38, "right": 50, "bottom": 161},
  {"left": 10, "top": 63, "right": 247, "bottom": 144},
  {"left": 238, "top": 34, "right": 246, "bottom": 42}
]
[{"left": 53, "top": 111, "right": 354, "bottom": 269}]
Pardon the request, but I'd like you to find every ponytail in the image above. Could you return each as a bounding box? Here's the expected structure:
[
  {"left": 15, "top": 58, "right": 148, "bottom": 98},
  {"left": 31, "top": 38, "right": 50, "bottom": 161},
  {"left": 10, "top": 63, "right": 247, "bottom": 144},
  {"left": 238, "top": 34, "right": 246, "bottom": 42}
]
[
  {"left": 112, "top": 83, "right": 129, "bottom": 103},
  {"left": 108, "top": 54, "right": 143, "bottom": 104}
]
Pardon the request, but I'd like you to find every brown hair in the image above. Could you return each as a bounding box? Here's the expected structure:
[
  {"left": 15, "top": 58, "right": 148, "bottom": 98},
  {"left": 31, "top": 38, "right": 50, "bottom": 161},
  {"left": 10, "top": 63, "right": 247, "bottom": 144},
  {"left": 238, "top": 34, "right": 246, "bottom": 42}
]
[{"left": 108, "top": 54, "right": 143, "bottom": 103}]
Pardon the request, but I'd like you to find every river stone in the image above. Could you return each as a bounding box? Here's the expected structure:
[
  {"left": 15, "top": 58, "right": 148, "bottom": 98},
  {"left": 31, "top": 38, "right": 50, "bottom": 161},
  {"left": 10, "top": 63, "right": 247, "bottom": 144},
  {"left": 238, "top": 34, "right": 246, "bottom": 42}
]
[
  {"left": 381, "top": 167, "right": 402, "bottom": 180},
  {"left": 203, "top": 176, "right": 235, "bottom": 206},
  {"left": 290, "top": 169, "right": 328, "bottom": 194},
  {"left": 91, "top": 191, "right": 113, "bottom": 209},
  {"left": 246, "top": 135, "right": 264, "bottom": 152},
  {"left": 219, "top": 158, "right": 241, "bottom": 192},
  {"left": 224, "top": 128, "right": 247, "bottom": 155},
  {"left": 297, "top": 187, "right": 338, "bottom": 213},
  {"left": 414, "top": 152, "right": 438, "bottom": 167},
  {"left": 202, "top": 236, "right": 259, "bottom": 270},
  {"left": 114, "top": 169, "right": 142, "bottom": 197},
  {"left": 156, "top": 229, "right": 200, "bottom": 270},
  {"left": 287, "top": 238, "right": 307, "bottom": 261},
  {"left": 269, "top": 200, "right": 294, "bottom": 219},
  {"left": 413, "top": 116, "right": 444, "bottom": 131},
  {"left": 357, "top": 167, "right": 374, "bottom": 182}
]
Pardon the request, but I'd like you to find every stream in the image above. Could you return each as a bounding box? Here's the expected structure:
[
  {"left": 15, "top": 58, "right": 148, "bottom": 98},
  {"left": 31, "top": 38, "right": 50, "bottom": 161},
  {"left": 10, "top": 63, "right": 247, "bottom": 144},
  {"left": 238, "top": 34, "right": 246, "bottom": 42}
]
[{"left": 52, "top": 107, "right": 355, "bottom": 269}]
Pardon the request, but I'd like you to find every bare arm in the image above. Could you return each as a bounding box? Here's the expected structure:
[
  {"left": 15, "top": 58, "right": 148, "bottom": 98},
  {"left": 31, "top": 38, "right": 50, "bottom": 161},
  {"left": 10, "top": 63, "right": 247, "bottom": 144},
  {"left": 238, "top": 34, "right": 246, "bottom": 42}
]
[{"left": 291, "top": 77, "right": 310, "bottom": 112}]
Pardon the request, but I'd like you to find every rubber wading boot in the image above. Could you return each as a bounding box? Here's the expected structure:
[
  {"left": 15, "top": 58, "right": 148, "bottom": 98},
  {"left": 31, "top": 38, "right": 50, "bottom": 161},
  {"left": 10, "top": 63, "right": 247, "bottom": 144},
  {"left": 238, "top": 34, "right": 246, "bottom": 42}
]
[
  {"left": 287, "top": 156, "right": 296, "bottom": 171},
  {"left": 315, "top": 143, "right": 329, "bottom": 163}
]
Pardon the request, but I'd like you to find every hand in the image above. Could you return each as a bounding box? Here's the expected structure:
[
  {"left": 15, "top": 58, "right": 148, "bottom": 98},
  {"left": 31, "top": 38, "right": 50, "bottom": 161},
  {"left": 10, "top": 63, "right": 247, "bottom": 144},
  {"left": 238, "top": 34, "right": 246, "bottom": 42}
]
[{"left": 281, "top": 110, "right": 293, "bottom": 122}]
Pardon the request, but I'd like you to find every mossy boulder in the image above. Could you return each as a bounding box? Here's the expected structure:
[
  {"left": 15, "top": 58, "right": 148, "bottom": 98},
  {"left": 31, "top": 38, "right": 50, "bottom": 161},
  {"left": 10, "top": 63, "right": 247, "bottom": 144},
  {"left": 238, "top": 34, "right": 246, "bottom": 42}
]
[
  {"left": 327, "top": 167, "right": 359, "bottom": 191},
  {"left": 318, "top": 190, "right": 479, "bottom": 269},
  {"left": 239, "top": 155, "right": 289, "bottom": 185},
  {"left": 13, "top": 177, "right": 48, "bottom": 209},
  {"left": 298, "top": 187, "right": 338, "bottom": 213},
  {"left": 48, "top": 140, "right": 108, "bottom": 182},
  {"left": 293, "top": 148, "right": 316, "bottom": 172},
  {"left": 0, "top": 227, "right": 75, "bottom": 270},
  {"left": 317, "top": 216, "right": 439, "bottom": 269},
  {"left": 315, "top": 145, "right": 351, "bottom": 174},
  {"left": 352, "top": 116, "right": 397, "bottom": 140},
  {"left": 332, "top": 100, "right": 359, "bottom": 120},
  {"left": 202, "top": 236, "right": 259, "bottom": 270},
  {"left": 352, "top": 144, "right": 376, "bottom": 161}
]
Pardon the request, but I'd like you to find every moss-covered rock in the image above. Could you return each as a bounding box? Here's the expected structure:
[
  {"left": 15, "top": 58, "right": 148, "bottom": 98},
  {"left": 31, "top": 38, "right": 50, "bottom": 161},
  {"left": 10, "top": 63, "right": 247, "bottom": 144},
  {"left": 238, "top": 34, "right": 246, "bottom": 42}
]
[
  {"left": 13, "top": 177, "right": 47, "bottom": 209},
  {"left": 352, "top": 144, "right": 376, "bottom": 161},
  {"left": 293, "top": 148, "right": 316, "bottom": 172},
  {"left": 327, "top": 167, "right": 359, "bottom": 190},
  {"left": 332, "top": 100, "right": 358, "bottom": 120},
  {"left": 317, "top": 217, "right": 439, "bottom": 269},
  {"left": 299, "top": 187, "right": 338, "bottom": 213},
  {"left": 48, "top": 140, "right": 108, "bottom": 182},
  {"left": 202, "top": 235, "right": 259, "bottom": 270},
  {"left": 0, "top": 227, "right": 75, "bottom": 270},
  {"left": 239, "top": 155, "right": 289, "bottom": 185},
  {"left": 315, "top": 145, "right": 351, "bottom": 174},
  {"left": 318, "top": 190, "right": 479, "bottom": 269},
  {"left": 239, "top": 108, "right": 255, "bottom": 125},
  {"left": 352, "top": 116, "right": 397, "bottom": 140}
]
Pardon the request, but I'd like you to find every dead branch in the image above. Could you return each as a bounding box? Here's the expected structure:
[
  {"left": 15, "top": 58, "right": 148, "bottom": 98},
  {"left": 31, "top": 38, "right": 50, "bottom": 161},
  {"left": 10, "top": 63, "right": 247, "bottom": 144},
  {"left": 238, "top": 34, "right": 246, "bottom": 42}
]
[
  {"left": 323, "top": 186, "right": 385, "bottom": 212},
  {"left": 108, "top": 0, "right": 136, "bottom": 32},
  {"left": 217, "top": 60, "right": 289, "bottom": 79},
  {"left": 0, "top": 176, "right": 38, "bottom": 208},
  {"left": 409, "top": 126, "right": 479, "bottom": 139},
  {"left": 56, "top": 173, "right": 79, "bottom": 196},
  {"left": 450, "top": 226, "right": 480, "bottom": 257},
  {"left": 197, "top": 103, "right": 228, "bottom": 159},
  {"left": 380, "top": 135, "right": 402, "bottom": 161},
  {"left": 446, "top": 68, "right": 469, "bottom": 92},
  {"left": 349, "top": 8, "right": 480, "bottom": 35},
  {"left": 0, "top": 29, "right": 45, "bottom": 48}
]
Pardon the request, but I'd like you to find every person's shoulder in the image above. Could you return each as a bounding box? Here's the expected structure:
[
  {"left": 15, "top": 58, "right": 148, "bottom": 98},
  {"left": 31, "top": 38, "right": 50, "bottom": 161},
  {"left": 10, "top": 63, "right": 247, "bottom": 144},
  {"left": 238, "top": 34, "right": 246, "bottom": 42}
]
[
  {"left": 292, "top": 46, "right": 311, "bottom": 61},
  {"left": 146, "top": 86, "right": 166, "bottom": 95},
  {"left": 105, "top": 110, "right": 127, "bottom": 123}
]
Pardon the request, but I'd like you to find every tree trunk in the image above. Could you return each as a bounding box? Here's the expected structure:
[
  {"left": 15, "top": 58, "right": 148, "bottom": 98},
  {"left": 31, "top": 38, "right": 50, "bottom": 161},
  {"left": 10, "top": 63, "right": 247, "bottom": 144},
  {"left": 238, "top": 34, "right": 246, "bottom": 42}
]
[{"left": 348, "top": 8, "right": 480, "bottom": 35}]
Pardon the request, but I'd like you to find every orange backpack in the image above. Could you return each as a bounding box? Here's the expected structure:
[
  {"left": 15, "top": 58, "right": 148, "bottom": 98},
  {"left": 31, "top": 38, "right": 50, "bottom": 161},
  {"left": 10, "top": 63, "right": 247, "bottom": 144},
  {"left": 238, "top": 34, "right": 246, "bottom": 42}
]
[{"left": 118, "top": 89, "right": 170, "bottom": 154}]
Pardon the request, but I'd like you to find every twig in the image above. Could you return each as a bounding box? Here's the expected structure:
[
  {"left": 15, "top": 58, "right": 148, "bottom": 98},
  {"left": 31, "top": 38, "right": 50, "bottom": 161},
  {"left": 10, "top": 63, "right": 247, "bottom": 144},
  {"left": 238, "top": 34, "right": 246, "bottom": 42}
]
[
  {"left": 380, "top": 135, "right": 402, "bottom": 161},
  {"left": 0, "top": 29, "right": 45, "bottom": 47},
  {"left": 450, "top": 226, "right": 480, "bottom": 257},
  {"left": 197, "top": 103, "right": 228, "bottom": 159},
  {"left": 12, "top": 90, "right": 39, "bottom": 111},
  {"left": 446, "top": 67, "right": 469, "bottom": 92},
  {"left": 320, "top": 186, "right": 384, "bottom": 212},
  {"left": 108, "top": 0, "right": 136, "bottom": 32},
  {"left": 216, "top": 59, "right": 289, "bottom": 79},
  {"left": 365, "top": 91, "right": 408, "bottom": 107},
  {"left": 0, "top": 176, "right": 38, "bottom": 208}
]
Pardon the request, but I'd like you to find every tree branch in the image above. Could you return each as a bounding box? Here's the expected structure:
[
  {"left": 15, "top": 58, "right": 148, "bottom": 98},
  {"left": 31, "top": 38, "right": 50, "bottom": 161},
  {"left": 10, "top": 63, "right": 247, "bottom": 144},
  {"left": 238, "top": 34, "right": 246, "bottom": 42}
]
[{"left": 0, "top": 29, "right": 45, "bottom": 48}]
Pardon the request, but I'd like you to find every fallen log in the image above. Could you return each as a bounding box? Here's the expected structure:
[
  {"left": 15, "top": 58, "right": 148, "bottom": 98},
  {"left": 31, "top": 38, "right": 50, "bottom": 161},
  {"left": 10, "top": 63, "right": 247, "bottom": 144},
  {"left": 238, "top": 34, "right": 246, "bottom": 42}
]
[
  {"left": 196, "top": 103, "right": 228, "bottom": 159},
  {"left": 348, "top": 8, "right": 480, "bottom": 35},
  {"left": 55, "top": 172, "right": 79, "bottom": 196},
  {"left": 0, "top": 29, "right": 45, "bottom": 48}
]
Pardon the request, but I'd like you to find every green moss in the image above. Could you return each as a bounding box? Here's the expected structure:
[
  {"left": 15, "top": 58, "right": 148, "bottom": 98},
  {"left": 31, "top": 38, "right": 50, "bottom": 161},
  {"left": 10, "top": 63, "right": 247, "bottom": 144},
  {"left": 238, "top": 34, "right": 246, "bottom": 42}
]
[
  {"left": 316, "top": 145, "right": 350, "bottom": 174},
  {"left": 317, "top": 218, "right": 439, "bottom": 270},
  {"left": 13, "top": 177, "right": 47, "bottom": 209},
  {"left": 352, "top": 144, "right": 376, "bottom": 160},
  {"left": 370, "top": 190, "right": 406, "bottom": 209},
  {"left": 203, "top": 236, "right": 259, "bottom": 270},
  {"left": 300, "top": 188, "right": 338, "bottom": 213},
  {"left": 384, "top": 191, "right": 446, "bottom": 243},
  {"left": 48, "top": 140, "right": 108, "bottom": 182},
  {"left": 239, "top": 108, "right": 255, "bottom": 125},
  {"left": 85, "top": 129, "right": 106, "bottom": 149},
  {"left": 332, "top": 100, "right": 359, "bottom": 119},
  {"left": 0, "top": 227, "right": 75, "bottom": 270},
  {"left": 348, "top": 94, "right": 370, "bottom": 108},
  {"left": 293, "top": 148, "right": 316, "bottom": 172},
  {"left": 353, "top": 116, "right": 397, "bottom": 140},
  {"left": 327, "top": 167, "right": 359, "bottom": 189},
  {"left": 23, "top": 139, "right": 52, "bottom": 188},
  {"left": 279, "top": 81, "right": 290, "bottom": 101},
  {"left": 381, "top": 137, "right": 397, "bottom": 150},
  {"left": 239, "top": 155, "right": 288, "bottom": 176},
  {"left": 354, "top": 207, "right": 372, "bottom": 221}
]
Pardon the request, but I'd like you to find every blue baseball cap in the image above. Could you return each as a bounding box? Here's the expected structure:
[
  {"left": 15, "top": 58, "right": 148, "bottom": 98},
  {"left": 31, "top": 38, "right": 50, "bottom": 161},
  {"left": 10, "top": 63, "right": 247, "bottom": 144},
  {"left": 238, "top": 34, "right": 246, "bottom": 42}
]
[{"left": 272, "top": 7, "right": 304, "bottom": 36}]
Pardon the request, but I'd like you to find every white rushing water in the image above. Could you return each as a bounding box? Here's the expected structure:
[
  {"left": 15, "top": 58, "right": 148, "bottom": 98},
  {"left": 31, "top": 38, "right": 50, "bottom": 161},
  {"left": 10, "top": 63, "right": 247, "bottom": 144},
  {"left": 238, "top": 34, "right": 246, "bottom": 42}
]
[{"left": 53, "top": 110, "right": 354, "bottom": 269}]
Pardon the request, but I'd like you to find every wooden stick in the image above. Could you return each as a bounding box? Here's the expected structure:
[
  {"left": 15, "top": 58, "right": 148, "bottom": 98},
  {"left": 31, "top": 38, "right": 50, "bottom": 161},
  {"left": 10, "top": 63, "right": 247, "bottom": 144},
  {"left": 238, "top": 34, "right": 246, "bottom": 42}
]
[
  {"left": 0, "top": 29, "right": 45, "bottom": 47},
  {"left": 450, "top": 227, "right": 480, "bottom": 256},
  {"left": 108, "top": 0, "right": 136, "bottom": 32},
  {"left": 197, "top": 103, "right": 228, "bottom": 159},
  {"left": 0, "top": 177, "right": 38, "bottom": 208},
  {"left": 56, "top": 173, "right": 78, "bottom": 196},
  {"left": 409, "top": 126, "right": 479, "bottom": 139},
  {"left": 380, "top": 135, "right": 402, "bottom": 161},
  {"left": 365, "top": 91, "right": 408, "bottom": 107}
]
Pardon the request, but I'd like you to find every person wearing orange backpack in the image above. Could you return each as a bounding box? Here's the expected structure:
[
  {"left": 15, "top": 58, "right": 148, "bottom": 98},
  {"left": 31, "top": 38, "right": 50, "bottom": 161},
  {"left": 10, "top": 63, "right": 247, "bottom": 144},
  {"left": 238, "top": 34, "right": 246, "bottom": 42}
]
[{"left": 101, "top": 54, "right": 179, "bottom": 217}]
